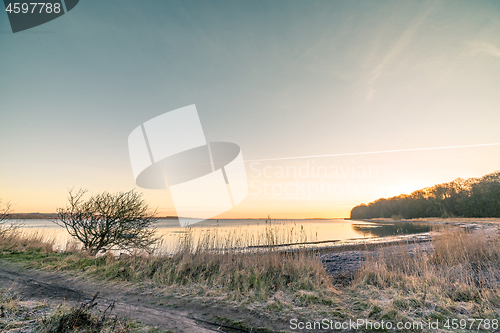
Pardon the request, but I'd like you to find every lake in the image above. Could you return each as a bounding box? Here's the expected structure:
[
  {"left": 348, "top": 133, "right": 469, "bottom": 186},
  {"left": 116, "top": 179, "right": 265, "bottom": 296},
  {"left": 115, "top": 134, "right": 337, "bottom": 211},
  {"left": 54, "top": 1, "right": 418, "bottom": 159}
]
[{"left": 6, "top": 219, "right": 436, "bottom": 253}]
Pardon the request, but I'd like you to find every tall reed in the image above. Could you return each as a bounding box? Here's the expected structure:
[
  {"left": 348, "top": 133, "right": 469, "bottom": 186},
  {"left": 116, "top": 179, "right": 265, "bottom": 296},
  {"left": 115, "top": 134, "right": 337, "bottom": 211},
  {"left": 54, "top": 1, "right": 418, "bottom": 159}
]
[{"left": 358, "top": 226, "right": 500, "bottom": 306}]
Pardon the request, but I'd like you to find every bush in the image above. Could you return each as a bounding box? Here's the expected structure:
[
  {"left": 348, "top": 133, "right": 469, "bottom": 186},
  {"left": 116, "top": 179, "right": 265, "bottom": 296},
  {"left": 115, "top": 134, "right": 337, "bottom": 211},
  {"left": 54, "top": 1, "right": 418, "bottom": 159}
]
[
  {"left": 0, "top": 199, "right": 12, "bottom": 236},
  {"left": 56, "top": 189, "right": 158, "bottom": 255}
]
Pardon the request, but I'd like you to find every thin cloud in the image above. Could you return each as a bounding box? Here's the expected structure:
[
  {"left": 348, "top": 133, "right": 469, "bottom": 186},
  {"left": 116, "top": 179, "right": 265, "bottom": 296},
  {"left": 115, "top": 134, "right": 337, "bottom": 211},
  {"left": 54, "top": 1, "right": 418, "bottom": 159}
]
[
  {"left": 246, "top": 142, "right": 500, "bottom": 163},
  {"left": 469, "top": 41, "right": 500, "bottom": 59},
  {"left": 366, "top": 8, "right": 432, "bottom": 99}
]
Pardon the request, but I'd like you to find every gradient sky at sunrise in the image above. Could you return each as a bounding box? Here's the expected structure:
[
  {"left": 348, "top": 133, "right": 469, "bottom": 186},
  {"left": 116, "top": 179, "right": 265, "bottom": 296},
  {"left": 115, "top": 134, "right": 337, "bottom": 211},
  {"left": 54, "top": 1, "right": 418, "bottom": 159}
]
[{"left": 1, "top": 0, "right": 500, "bottom": 218}]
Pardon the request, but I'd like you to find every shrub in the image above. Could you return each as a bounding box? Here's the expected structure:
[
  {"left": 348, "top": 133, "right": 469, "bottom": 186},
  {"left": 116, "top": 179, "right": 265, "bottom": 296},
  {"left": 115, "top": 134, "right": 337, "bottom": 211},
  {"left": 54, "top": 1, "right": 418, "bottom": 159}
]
[{"left": 56, "top": 189, "right": 158, "bottom": 255}]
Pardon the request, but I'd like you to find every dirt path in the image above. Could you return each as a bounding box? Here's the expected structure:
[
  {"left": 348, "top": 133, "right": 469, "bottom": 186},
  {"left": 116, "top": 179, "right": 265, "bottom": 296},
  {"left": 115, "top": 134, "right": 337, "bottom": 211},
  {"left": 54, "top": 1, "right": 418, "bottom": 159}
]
[{"left": 0, "top": 260, "right": 286, "bottom": 332}]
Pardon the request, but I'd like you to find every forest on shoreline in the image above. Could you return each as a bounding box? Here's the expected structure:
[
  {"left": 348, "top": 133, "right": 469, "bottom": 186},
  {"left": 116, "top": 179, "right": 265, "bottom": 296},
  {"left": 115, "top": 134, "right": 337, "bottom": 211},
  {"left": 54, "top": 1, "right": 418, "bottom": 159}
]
[{"left": 351, "top": 171, "right": 500, "bottom": 219}]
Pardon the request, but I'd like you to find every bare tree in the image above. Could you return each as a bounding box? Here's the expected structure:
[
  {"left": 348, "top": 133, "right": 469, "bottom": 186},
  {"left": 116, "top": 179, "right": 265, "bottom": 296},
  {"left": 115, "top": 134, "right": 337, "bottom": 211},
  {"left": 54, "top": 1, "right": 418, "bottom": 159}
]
[
  {"left": 56, "top": 189, "right": 159, "bottom": 255},
  {"left": 0, "top": 199, "right": 13, "bottom": 236},
  {"left": 0, "top": 199, "right": 12, "bottom": 225}
]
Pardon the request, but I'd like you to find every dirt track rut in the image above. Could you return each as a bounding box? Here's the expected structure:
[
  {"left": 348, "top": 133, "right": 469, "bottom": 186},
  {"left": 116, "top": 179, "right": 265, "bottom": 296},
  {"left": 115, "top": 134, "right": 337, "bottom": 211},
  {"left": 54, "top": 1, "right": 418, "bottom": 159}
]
[{"left": 0, "top": 260, "right": 280, "bottom": 332}]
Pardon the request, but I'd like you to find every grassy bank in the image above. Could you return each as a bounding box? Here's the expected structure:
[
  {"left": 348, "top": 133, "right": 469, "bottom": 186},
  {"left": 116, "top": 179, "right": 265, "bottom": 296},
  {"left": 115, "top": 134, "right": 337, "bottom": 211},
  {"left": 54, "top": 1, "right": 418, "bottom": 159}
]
[
  {"left": 1, "top": 224, "right": 499, "bottom": 332},
  {"left": 354, "top": 227, "right": 500, "bottom": 329}
]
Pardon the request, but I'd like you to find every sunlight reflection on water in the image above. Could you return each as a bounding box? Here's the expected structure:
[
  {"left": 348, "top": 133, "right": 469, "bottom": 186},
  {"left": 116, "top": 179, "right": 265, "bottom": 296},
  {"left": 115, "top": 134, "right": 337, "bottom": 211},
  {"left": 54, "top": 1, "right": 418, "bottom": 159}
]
[{"left": 8, "top": 219, "right": 435, "bottom": 253}]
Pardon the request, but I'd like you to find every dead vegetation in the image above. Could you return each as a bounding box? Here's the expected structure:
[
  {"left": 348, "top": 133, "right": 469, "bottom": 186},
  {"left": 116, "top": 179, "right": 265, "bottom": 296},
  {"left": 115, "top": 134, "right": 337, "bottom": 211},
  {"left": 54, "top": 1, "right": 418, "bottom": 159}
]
[
  {"left": 0, "top": 228, "right": 55, "bottom": 253},
  {"left": 1, "top": 222, "right": 500, "bottom": 332},
  {"left": 0, "top": 288, "right": 165, "bottom": 333},
  {"left": 354, "top": 226, "right": 500, "bottom": 325}
]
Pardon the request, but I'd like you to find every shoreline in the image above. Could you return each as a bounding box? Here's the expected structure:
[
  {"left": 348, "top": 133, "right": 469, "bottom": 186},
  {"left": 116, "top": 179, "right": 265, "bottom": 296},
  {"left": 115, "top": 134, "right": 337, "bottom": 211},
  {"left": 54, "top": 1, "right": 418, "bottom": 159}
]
[
  {"left": 320, "top": 220, "right": 498, "bottom": 285},
  {"left": 355, "top": 217, "right": 500, "bottom": 225},
  {"left": 2, "top": 218, "right": 499, "bottom": 332},
  {"left": 244, "top": 217, "right": 500, "bottom": 253}
]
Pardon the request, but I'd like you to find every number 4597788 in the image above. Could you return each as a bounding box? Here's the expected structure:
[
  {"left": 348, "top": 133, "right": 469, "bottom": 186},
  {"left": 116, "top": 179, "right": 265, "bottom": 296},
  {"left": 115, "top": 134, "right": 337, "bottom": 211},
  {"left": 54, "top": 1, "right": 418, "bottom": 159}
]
[{"left": 5, "top": 3, "right": 61, "bottom": 14}]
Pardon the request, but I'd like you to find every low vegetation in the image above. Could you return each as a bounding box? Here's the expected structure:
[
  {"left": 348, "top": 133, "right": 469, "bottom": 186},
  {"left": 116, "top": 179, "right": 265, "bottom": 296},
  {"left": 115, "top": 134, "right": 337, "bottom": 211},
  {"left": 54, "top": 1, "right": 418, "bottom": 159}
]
[
  {"left": 1, "top": 220, "right": 500, "bottom": 332},
  {"left": 0, "top": 199, "right": 12, "bottom": 238},
  {"left": 0, "top": 224, "right": 335, "bottom": 304},
  {"left": 351, "top": 170, "right": 500, "bottom": 219},
  {"left": 354, "top": 227, "right": 500, "bottom": 329},
  {"left": 56, "top": 189, "right": 159, "bottom": 255},
  {"left": 0, "top": 288, "right": 166, "bottom": 332}
]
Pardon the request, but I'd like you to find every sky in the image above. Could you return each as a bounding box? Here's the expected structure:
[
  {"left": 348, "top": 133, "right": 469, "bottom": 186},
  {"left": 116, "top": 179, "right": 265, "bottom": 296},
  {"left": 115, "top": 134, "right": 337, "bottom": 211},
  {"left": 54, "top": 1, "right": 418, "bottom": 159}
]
[{"left": 1, "top": 0, "right": 500, "bottom": 219}]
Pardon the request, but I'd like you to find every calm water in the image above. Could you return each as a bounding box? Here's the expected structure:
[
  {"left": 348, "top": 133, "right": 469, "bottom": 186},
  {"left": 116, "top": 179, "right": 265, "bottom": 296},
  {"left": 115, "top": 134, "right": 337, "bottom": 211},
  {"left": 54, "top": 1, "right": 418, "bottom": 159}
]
[{"left": 8, "top": 219, "right": 435, "bottom": 252}]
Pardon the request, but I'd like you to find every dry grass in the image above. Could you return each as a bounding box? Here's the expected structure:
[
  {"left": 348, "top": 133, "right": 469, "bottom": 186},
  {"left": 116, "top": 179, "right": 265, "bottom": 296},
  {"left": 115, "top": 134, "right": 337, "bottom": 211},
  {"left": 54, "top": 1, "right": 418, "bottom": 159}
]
[
  {"left": 359, "top": 227, "right": 500, "bottom": 289},
  {"left": 0, "top": 222, "right": 336, "bottom": 303},
  {"left": 0, "top": 288, "right": 51, "bottom": 332},
  {"left": 155, "top": 219, "right": 319, "bottom": 254},
  {"left": 0, "top": 227, "right": 55, "bottom": 253},
  {"left": 0, "top": 223, "right": 339, "bottom": 329},
  {"left": 0, "top": 288, "right": 166, "bottom": 333},
  {"left": 3, "top": 222, "right": 500, "bottom": 331},
  {"left": 118, "top": 223, "right": 333, "bottom": 301},
  {"left": 112, "top": 249, "right": 335, "bottom": 300},
  {"left": 355, "top": 226, "right": 500, "bottom": 324}
]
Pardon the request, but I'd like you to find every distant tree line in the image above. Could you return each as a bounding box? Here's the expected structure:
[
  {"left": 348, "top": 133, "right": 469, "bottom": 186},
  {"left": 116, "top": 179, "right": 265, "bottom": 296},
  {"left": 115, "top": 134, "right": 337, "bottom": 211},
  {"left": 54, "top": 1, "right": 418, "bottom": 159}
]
[
  {"left": 7, "top": 213, "right": 58, "bottom": 219},
  {"left": 350, "top": 171, "right": 500, "bottom": 219}
]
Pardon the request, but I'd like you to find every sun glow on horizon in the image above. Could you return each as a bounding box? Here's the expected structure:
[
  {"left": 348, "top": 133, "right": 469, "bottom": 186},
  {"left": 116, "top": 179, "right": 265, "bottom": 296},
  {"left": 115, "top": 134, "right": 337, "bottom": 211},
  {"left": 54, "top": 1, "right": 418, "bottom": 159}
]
[{"left": 2, "top": 1, "right": 500, "bottom": 220}]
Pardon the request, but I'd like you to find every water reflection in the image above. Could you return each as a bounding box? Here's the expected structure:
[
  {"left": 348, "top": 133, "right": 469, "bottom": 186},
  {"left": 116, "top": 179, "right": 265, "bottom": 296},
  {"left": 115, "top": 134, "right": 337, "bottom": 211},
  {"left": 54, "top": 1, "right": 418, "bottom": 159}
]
[
  {"left": 352, "top": 222, "right": 435, "bottom": 238},
  {"left": 8, "top": 219, "right": 437, "bottom": 252}
]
